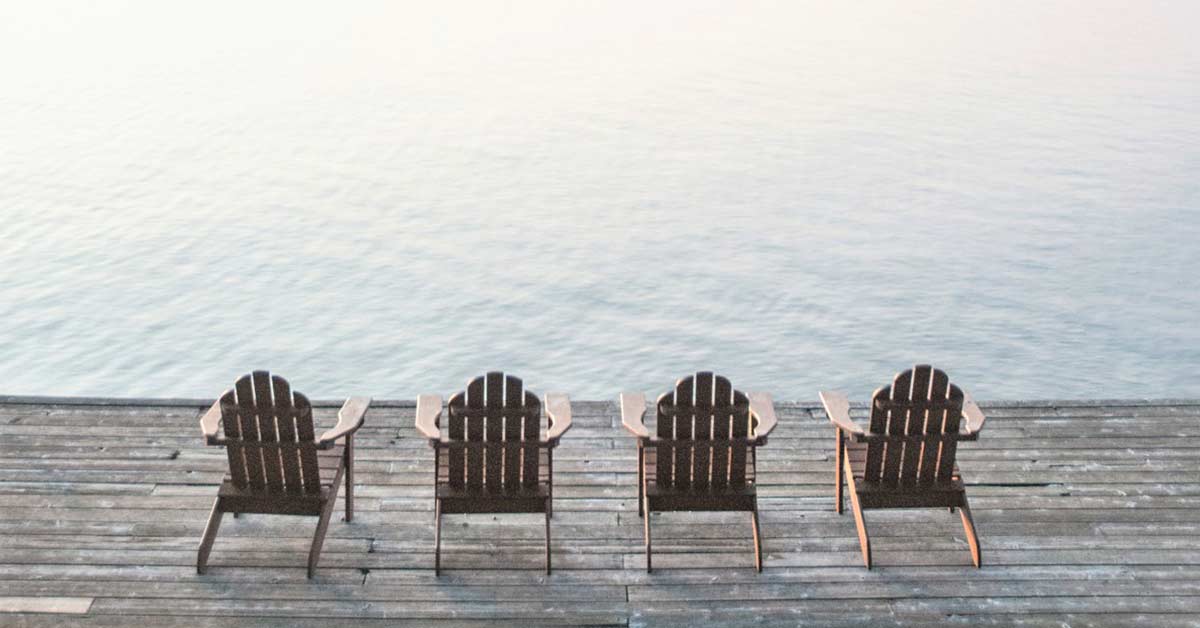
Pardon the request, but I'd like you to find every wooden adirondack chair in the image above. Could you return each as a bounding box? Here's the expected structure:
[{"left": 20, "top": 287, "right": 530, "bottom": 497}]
[
  {"left": 621, "top": 372, "right": 778, "bottom": 572},
  {"left": 197, "top": 371, "right": 370, "bottom": 577},
  {"left": 414, "top": 371, "right": 572, "bottom": 575},
  {"left": 820, "top": 364, "right": 986, "bottom": 569}
]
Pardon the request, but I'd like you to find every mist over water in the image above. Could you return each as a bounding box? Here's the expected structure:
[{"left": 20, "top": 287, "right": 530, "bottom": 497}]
[{"left": 1, "top": 2, "right": 1198, "bottom": 399}]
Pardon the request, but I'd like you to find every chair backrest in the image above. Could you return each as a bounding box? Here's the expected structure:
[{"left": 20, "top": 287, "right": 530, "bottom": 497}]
[
  {"left": 653, "top": 372, "right": 755, "bottom": 489},
  {"left": 444, "top": 371, "right": 543, "bottom": 491},
  {"left": 219, "top": 371, "right": 322, "bottom": 495},
  {"left": 863, "top": 364, "right": 965, "bottom": 486}
]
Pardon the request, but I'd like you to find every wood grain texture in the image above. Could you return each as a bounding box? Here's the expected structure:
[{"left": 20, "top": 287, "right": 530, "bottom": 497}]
[{"left": 4, "top": 395, "right": 1200, "bottom": 625}]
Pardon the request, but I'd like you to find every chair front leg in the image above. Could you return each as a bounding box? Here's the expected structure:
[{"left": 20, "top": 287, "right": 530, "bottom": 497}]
[
  {"left": 544, "top": 508, "right": 552, "bottom": 575},
  {"left": 643, "top": 491, "right": 653, "bottom": 573},
  {"left": 196, "top": 497, "right": 224, "bottom": 574},
  {"left": 434, "top": 498, "right": 443, "bottom": 576},
  {"left": 834, "top": 428, "right": 844, "bottom": 514},
  {"left": 432, "top": 446, "right": 440, "bottom": 525},
  {"left": 637, "top": 444, "right": 645, "bottom": 517},
  {"left": 344, "top": 434, "right": 355, "bottom": 522},
  {"left": 308, "top": 495, "right": 338, "bottom": 578}
]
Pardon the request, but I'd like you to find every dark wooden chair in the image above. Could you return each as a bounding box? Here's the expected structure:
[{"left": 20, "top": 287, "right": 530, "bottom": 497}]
[
  {"left": 620, "top": 372, "right": 778, "bottom": 572},
  {"left": 197, "top": 371, "right": 370, "bottom": 577},
  {"left": 414, "top": 371, "right": 572, "bottom": 575},
  {"left": 820, "top": 364, "right": 986, "bottom": 569}
]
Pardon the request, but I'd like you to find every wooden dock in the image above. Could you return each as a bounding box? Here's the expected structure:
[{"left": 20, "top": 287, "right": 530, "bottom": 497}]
[{"left": 1, "top": 397, "right": 1198, "bottom": 627}]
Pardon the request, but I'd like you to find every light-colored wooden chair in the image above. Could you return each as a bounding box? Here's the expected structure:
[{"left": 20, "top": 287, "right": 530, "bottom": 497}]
[
  {"left": 820, "top": 364, "right": 986, "bottom": 569},
  {"left": 197, "top": 371, "right": 369, "bottom": 577},
  {"left": 414, "top": 371, "right": 572, "bottom": 575},
  {"left": 621, "top": 372, "right": 778, "bottom": 572}
]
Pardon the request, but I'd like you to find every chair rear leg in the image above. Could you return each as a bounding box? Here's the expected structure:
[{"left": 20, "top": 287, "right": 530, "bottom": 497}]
[
  {"left": 850, "top": 501, "right": 871, "bottom": 569},
  {"left": 844, "top": 457, "right": 871, "bottom": 569},
  {"left": 307, "top": 497, "right": 338, "bottom": 578},
  {"left": 959, "top": 497, "right": 982, "bottom": 568},
  {"left": 751, "top": 508, "right": 763, "bottom": 572},
  {"left": 434, "top": 498, "right": 442, "bottom": 577},
  {"left": 544, "top": 507, "right": 552, "bottom": 575},
  {"left": 196, "top": 498, "right": 224, "bottom": 575},
  {"left": 643, "top": 495, "right": 653, "bottom": 573}
]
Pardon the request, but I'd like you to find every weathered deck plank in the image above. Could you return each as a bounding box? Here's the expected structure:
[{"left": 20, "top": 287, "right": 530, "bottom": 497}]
[{"left": 0, "top": 398, "right": 1198, "bottom": 626}]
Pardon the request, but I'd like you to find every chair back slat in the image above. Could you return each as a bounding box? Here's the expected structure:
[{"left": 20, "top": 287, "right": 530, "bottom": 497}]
[
  {"left": 503, "top": 375, "right": 524, "bottom": 488},
  {"left": 865, "top": 365, "right": 964, "bottom": 486},
  {"left": 484, "top": 371, "right": 505, "bottom": 494},
  {"left": 220, "top": 372, "right": 322, "bottom": 495},
  {"left": 234, "top": 376, "right": 266, "bottom": 490},
  {"left": 292, "top": 394, "right": 322, "bottom": 495},
  {"left": 520, "top": 388, "right": 541, "bottom": 488},
  {"left": 691, "top": 372, "right": 714, "bottom": 489},
  {"left": 272, "top": 376, "right": 304, "bottom": 494},
  {"left": 465, "top": 376, "right": 486, "bottom": 490},
  {"left": 445, "top": 372, "right": 543, "bottom": 492},
  {"left": 919, "top": 368, "right": 951, "bottom": 484},
  {"left": 896, "top": 366, "right": 929, "bottom": 483},
  {"left": 252, "top": 371, "right": 284, "bottom": 493},
  {"left": 653, "top": 373, "right": 754, "bottom": 488},
  {"left": 709, "top": 375, "right": 732, "bottom": 489},
  {"left": 219, "top": 391, "right": 247, "bottom": 487},
  {"left": 446, "top": 388, "right": 466, "bottom": 489},
  {"left": 654, "top": 390, "right": 675, "bottom": 487},
  {"left": 935, "top": 378, "right": 964, "bottom": 484},
  {"left": 671, "top": 376, "right": 695, "bottom": 488},
  {"left": 728, "top": 389, "right": 752, "bottom": 486},
  {"left": 880, "top": 368, "right": 913, "bottom": 483}
]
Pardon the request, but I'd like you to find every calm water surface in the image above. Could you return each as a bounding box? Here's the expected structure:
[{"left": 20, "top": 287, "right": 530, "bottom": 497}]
[{"left": 1, "top": 2, "right": 1198, "bottom": 399}]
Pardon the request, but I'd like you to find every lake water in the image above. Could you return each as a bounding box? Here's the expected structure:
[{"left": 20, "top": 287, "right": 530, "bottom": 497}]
[{"left": 1, "top": 2, "right": 1198, "bottom": 400}]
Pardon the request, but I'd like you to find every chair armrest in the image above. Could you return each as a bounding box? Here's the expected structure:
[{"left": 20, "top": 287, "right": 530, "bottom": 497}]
[
  {"left": 199, "top": 398, "right": 225, "bottom": 445},
  {"left": 545, "top": 393, "right": 572, "bottom": 443},
  {"left": 748, "top": 391, "right": 777, "bottom": 443},
  {"left": 317, "top": 397, "right": 371, "bottom": 448},
  {"left": 962, "top": 392, "right": 987, "bottom": 437},
  {"left": 820, "top": 390, "right": 866, "bottom": 436},
  {"left": 414, "top": 394, "right": 443, "bottom": 443},
  {"left": 620, "top": 392, "right": 650, "bottom": 438}
]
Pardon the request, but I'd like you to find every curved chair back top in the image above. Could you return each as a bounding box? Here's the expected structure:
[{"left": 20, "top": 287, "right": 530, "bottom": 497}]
[
  {"left": 219, "top": 371, "right": 322, "bottom": 495},
  {"left": 864, "top": 364, "right": 965, "bottom": 486},
  {"left": 653, "top": 371, "right": 756, "bottom": 489}
]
